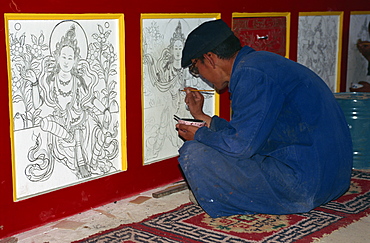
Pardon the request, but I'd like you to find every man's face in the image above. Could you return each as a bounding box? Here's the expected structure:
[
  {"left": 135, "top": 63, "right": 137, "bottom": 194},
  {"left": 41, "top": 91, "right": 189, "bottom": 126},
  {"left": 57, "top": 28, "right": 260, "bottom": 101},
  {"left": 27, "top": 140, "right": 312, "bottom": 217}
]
[{"left": 190, "top": 57, "right": 229, "bottom": 91}]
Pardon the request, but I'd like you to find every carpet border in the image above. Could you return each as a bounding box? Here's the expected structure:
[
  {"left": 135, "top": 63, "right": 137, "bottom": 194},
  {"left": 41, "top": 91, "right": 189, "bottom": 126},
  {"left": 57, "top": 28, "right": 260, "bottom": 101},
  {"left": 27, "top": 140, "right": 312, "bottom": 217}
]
[
  {"left": 73, "top": 170, "right": 370, "bottom": 243},
  {"left": 296, "top": 208, "right": 370, "bottom": 242}
]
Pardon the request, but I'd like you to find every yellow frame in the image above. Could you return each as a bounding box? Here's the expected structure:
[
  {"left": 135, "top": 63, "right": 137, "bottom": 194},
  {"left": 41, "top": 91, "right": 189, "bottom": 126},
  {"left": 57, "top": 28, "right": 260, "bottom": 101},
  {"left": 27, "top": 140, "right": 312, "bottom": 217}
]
[
  {"left": 232, "top": 12, "right": 291, "bottom": 58},
  {"left": 4, "top": 13, "right": 127, "bottom": 201},
  {"left": 140, "top": 13, "right": 220, "bottom": 165},
  {"left": 298, "top": 11, "right": 343, "bottom": 93}
]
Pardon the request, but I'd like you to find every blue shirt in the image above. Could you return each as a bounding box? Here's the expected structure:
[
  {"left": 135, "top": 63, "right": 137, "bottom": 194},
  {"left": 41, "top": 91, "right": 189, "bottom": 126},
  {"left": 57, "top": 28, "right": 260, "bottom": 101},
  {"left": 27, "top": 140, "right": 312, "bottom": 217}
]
[{"left": 178, "top": 46, "right": 353, "bottom": 217}]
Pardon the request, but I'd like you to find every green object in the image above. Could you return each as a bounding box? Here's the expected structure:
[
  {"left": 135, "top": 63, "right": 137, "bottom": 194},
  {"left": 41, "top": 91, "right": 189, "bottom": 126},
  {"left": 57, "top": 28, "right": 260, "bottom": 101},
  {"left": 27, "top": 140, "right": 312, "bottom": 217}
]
[{"left": 335, "top": 92, "right": 370, "bottom": 169}]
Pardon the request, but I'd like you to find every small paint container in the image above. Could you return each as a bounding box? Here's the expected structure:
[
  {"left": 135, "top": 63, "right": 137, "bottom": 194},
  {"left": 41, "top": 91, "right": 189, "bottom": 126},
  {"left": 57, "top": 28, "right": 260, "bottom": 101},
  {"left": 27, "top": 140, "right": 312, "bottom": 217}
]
[{"left": 178, "top": 118, "right": 206, "bottom": 127}]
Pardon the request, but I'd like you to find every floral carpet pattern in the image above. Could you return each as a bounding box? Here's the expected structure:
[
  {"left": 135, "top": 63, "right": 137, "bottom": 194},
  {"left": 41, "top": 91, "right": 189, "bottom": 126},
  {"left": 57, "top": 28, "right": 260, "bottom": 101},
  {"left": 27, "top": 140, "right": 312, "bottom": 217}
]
[{"left": 75, "top": 170, "right": 370, "bottom": 243}]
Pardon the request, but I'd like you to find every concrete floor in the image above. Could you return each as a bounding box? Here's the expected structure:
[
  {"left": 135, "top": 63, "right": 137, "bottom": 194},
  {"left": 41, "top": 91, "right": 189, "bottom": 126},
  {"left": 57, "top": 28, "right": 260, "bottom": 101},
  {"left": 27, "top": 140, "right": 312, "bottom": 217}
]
[{"left": 3, "top": 182, "right": 370, "bottom": 243}]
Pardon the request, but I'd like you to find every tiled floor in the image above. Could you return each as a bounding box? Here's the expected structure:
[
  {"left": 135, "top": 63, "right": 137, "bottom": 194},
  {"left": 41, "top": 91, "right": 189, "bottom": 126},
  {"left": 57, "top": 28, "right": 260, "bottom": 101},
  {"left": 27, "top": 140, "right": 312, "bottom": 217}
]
[{"left": 3, "top": 182, "right": 370, "bottom": 243}]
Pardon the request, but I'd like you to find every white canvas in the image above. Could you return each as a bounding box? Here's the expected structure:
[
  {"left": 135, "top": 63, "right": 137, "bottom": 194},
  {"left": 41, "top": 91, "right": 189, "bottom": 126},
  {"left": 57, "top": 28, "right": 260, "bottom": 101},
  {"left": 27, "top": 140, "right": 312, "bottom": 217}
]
[
  {"left": 6, "top": 15, "right": 125, "bottom": 200},
  {"left": 346, "top": 13, "right": 370, "bottom": 90},
  {"left": 298, "top": 14, "right": 341, "bottom": 92},
  {"left": 142, "top": 16, "right": 218, "bottom": 164}
]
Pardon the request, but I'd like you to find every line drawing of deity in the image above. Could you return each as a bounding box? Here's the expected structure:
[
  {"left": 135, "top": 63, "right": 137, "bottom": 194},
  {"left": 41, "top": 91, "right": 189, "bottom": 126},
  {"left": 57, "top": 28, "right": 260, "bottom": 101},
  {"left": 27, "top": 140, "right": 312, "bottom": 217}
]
[
  {"left": 346, "top": 15, "right": 370, "bottom": 89},
  {"left": 142, "top": 18, "right": 215, "bottom": 164},
  {"left": 8, "top": 18, "right": 123, "bottom": 199},
  {"left": 298, "top": 15, "right": 339, "bottom": 92}
]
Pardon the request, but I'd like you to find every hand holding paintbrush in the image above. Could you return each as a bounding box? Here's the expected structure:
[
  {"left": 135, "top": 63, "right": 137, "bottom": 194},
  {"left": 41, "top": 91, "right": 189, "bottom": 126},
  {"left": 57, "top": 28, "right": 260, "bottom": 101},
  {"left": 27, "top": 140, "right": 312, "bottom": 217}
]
[
  {"left": 180, "top": 89, "right": 214, "bottom": 95},
  {"left": 180, "top": 89, "right": 214, "bottom": 92},
  {"left": 181, "top": 87, "right": 212, "bottom": 127}
]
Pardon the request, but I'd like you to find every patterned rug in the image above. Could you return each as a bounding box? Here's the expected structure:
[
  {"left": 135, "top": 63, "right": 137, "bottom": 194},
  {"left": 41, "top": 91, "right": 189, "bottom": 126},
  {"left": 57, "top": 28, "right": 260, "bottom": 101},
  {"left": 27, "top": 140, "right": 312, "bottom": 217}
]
[{"left": 75, "top": 170, "right": 370, "bottom": 243}]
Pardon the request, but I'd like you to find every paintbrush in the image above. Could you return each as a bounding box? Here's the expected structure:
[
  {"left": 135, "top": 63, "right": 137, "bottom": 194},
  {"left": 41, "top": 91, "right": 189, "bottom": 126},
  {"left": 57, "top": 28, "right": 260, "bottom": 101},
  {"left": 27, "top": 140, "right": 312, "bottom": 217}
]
[
  {"left": 174, "top": 115, "right": 181, "bottom": 122},
  {"left": 180, "top": 89, "right": 214, "bottom": 92}
]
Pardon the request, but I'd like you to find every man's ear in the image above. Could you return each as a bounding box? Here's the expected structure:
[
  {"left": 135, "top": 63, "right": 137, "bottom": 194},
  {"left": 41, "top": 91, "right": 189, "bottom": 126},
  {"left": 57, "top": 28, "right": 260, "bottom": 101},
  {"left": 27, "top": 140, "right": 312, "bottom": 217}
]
[{"left": 203, "top": 52, "right": 216, "bottom": 69}]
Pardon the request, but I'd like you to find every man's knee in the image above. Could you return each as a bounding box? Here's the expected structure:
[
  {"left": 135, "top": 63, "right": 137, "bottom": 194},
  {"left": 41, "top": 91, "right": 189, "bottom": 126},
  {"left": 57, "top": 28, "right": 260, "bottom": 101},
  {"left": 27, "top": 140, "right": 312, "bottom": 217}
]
[
  {"left": 179, "top": 140, "right": 204, "bottom": 153},
  {"left": 178, "top": 141, "right": 210, "bottom": 167}
]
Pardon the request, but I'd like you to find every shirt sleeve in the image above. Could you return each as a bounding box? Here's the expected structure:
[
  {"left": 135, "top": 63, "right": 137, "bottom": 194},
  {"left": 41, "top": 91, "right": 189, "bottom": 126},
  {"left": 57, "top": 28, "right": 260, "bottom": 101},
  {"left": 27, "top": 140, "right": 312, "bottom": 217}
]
[{"left": 194, "top": 67, "right": 285, "bottom": 158}]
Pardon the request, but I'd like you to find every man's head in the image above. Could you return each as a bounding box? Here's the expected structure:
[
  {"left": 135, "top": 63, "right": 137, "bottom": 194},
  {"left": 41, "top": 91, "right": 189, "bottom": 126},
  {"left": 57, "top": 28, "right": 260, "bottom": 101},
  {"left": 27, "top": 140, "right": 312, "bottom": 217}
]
[
  {"left": 181, "top": 19, "right": 240, "bottom": 68},
  {"left": 181, "top": 19, "right": 242, "bottom": 90}
]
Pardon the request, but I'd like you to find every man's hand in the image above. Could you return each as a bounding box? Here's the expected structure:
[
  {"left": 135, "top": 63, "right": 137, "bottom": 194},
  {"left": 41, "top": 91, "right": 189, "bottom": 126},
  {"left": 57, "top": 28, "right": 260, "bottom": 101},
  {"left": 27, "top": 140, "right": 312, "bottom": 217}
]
[
  {"left": 176, "top": 123, "right": 199, "bottom": 141},
  {"left": 184, "top": 87, "right": 205, "bottom": 117},
  {"left": 184, "top": 87, "right": 212, "bottom": 126}
]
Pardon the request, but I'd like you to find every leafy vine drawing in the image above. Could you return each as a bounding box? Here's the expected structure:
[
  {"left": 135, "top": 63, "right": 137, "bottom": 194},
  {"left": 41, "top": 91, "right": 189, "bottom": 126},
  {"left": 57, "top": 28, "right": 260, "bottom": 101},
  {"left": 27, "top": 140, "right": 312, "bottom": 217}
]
[{"left": 9, "top": 20, "right": 121, "bottom": 188}]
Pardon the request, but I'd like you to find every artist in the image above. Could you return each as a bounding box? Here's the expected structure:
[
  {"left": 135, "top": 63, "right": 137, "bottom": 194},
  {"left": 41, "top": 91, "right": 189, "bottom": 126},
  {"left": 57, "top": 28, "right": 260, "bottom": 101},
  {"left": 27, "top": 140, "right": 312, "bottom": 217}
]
[{"left": 175, "top": 19, "right": 353, "bottom": 218}]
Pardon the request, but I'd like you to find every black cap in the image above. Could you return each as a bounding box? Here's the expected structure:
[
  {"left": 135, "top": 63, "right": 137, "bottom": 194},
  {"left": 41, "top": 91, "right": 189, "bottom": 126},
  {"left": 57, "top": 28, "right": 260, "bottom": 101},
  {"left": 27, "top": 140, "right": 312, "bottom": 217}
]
[{"left": 181, "top": 19, "right": 234, "bottom": 68}]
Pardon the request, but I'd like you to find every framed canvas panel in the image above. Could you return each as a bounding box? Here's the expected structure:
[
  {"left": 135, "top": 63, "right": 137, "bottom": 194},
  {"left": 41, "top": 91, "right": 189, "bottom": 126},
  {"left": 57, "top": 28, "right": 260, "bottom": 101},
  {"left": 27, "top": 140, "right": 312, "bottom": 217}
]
[
  {"left": 5, "top": 13, "right": 127, "bottom": 201},
  {"left": 346, "top": 11, "right": 370, "bottom": 90},
  {"left": 232, "top": 12, "right": 291, "bottom": 58},
  {"left": 141, "top": 13, "right": 220, "bottom": 165},
  {"left": 298, "top": 12, "right": 343, "bottom": 92}
]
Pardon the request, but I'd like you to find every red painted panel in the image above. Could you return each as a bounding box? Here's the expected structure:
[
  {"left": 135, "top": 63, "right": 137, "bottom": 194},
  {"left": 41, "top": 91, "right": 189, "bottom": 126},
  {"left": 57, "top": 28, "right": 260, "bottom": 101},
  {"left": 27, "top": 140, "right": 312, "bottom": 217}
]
[{"left": 233, "top": 17, "right": 287, "bottom": 56}]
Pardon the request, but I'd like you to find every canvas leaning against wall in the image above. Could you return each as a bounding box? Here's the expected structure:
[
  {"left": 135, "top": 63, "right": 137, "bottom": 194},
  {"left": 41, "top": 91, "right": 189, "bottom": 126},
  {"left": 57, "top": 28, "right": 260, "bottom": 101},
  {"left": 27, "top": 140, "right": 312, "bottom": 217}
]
[
  {"left": 141, "top": 13, "right": 220, "bottom": 165},
  {"left": 297, "top": 12, "right": 343, "bottom": 93},
  {"left": 346, "top": 11, "right": 370, "bottom": 90},
  {"left": 5, "top": 13, "right": 127, "bottom": 201}
]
